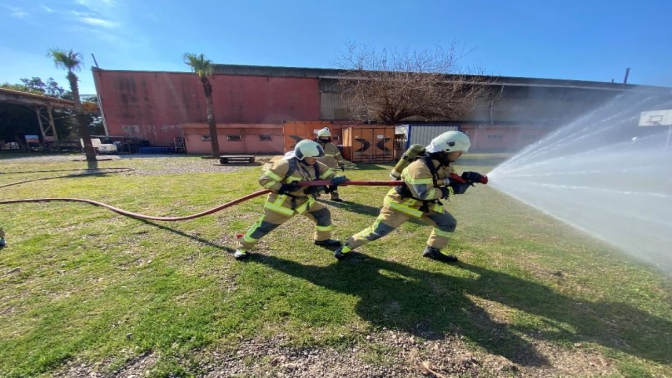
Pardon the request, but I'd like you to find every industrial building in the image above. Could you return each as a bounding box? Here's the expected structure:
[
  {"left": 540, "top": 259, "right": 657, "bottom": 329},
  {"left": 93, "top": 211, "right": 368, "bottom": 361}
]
[{"left": 92, "top": 64, "right": 670, "bottom": 160}]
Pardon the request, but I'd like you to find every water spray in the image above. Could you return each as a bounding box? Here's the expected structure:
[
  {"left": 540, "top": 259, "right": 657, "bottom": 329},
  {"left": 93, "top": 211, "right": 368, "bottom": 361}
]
[{"left": 486, "top": 92, "right": 672, "bottom": 274}]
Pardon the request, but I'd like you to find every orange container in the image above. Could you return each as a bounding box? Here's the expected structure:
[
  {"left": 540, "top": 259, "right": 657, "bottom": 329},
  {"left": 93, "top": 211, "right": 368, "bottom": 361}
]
[
  {"left": 283, "top": 121, "right": 348, "bottom": 152},
  {"left": 342, "top": 126, "right": 395, "bottom": 162}
]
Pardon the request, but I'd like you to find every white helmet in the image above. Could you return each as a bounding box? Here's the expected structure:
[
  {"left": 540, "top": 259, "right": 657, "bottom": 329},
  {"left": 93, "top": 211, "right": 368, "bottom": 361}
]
[
  {"left": 426, "top": 131, "right": 471, "bottom": 153},
  {"left": 295, "top": 140, "right": 325, "bottom": 160},
  {"left": 317, "top": 127, "right": 331, "bottom": 138}
]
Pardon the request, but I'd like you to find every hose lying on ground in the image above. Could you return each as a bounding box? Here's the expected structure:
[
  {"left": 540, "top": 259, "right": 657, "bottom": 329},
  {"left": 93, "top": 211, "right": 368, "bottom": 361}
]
[{"left": 0, "top": 180, "right": 400, "bottom": 221}]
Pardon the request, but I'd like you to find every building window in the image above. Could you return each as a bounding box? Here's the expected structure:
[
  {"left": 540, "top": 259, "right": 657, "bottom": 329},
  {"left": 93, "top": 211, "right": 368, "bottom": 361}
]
[
  {"left": 488, "top": 134, "right": 504, "bottom": 140},
  {"left": 201, "top": 135, "right": 211, "bottom": 141},
  {"left": 227, "top": 135, "right": 242, "bottom": 141},
  {"left": 259, "top": 134, "right": 272, "bottom": 141}
]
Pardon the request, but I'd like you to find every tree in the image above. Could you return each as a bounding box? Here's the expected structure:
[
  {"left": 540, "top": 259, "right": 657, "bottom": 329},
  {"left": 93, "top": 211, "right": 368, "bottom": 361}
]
[
  {"left": 2, "top": 77, "right": 68, "bottom": 98},
  {"left": 46, "top": 48, "right": 97, "bottom": 163},
  {"left": 183, "top": 53, "right": 220, "bottom": 157},
  {"left": 334, "top": 42, "right": 494, "bottom": 125},
  {"left": 81, "top": 95, "right": 104, "bottom": 135}
]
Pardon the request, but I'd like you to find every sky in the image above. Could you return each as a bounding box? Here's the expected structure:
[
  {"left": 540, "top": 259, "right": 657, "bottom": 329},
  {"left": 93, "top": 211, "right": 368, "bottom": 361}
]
[{"left": 2, "top": 0, "right": 672, "bottom": 95}]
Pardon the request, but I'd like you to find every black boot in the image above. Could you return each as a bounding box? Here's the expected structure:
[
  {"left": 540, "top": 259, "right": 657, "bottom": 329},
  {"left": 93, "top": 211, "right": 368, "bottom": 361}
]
[
  {"left": 334, "top": 245, "right": 354, "bottom": 260},
  {"left": 314, "top": 239, "right": 342, "bottom": 247},
  {"left": 422, "top": 246, "right": 458, "bottom": 263}
]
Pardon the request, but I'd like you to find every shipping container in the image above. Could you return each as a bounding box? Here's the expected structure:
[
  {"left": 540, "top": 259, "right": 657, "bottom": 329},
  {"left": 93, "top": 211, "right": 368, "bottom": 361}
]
[
  {"left": 282, "top": 121, "right": 346, "bottom": 152},
  {"left": 342, "top": 126, "right": 395, "bottom": 163}
]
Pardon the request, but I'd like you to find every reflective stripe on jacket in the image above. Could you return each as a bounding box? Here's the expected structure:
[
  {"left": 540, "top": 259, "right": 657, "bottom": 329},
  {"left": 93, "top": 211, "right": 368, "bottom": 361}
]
[
  {"left": 259, "top": 158, "right": 335, "bottom": 215},
  {"left": 316, "top": 141, "right": 344, "bottom": 169},
  {"left": 384, "top": 158, "right": 454, "bottom": 217}
]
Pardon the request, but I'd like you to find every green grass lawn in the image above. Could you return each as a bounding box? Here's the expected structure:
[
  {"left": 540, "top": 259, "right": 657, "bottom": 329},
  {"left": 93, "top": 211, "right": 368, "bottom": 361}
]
[{"left": 1, "top": 153, "right": 671, "bottom": 377}]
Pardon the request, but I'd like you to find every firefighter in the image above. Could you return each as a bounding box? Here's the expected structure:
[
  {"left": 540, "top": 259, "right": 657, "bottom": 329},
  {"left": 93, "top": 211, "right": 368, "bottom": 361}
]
[
  {"left": 314, "top": 127, "right": 346, "bottom": 202},
  {"left": 234, "top": 140, "right": 348, "bottom": 260},
  {"left": 333, "top": 131, "right": 488, "bottom": 263}
]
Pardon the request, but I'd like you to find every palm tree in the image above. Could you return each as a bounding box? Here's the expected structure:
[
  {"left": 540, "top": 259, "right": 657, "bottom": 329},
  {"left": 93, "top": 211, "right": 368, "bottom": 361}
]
[
  {"left": 184, "top": 53, "right": 220, "bottom": 157},
  {"left": 46, "top": 48, "right": 97, "bottom": 163}
]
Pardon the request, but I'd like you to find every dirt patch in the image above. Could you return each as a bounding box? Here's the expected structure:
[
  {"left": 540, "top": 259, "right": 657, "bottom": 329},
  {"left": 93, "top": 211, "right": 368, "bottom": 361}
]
[{"left": 53, "top": 330, "right": 615, "bottom": 377}]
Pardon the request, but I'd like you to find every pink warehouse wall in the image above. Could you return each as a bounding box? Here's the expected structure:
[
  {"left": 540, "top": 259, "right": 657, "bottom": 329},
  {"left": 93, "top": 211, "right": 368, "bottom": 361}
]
[
  {"left": 182, "top": 123, "right": 284, "bottom": 155},
  {"left": 93, "top": 70, "right": 321, "bottom": 146}
]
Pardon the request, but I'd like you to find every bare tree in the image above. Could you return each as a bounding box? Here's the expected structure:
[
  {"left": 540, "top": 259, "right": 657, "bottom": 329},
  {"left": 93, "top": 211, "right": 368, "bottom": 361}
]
[{"left": 334, "top": 42, "right": 495, "bottom": 125}]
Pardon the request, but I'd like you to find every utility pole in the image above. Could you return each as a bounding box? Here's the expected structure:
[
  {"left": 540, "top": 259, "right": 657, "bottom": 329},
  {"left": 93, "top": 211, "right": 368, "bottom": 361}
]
[{"left": 623, "top": 68, "right": 631, "bottom": 84}]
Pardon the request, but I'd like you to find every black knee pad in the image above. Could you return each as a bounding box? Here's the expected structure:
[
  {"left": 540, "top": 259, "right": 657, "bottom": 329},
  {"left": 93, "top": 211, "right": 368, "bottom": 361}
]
[
  {"left": 368, "top": 222, "right": 396, "bottom": 241},
  {"left": 249, "top": 220, "right": 281, "bottom": 239},
  {"left": 311, "top": 207, "right": 332, "bottom": 226},
  {"left": 429, "top": 212, "right": 457, "bottom": 232}
]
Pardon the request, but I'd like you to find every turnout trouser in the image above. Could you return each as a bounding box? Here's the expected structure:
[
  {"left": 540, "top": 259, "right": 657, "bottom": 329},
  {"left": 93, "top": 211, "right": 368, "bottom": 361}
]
[
  {"left": 237, "top": 201, "right": 333, "bottom": 251},
  {"left": 344, "top": 202, "right": 457, "bottom": 250}
]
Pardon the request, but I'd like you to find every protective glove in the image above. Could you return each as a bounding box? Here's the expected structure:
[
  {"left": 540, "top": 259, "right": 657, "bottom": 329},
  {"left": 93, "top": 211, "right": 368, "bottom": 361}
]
[
  {"left": 278, "top": 181, "right": 301, "bottom": 193},
  {"left": 304, "top": 185, "right": 325, "bottom": 197},
  {"left": 338, "top": 164, "right": 345, "bottom": 172},
  {"left": 439, "top": 173, "right": 467, "bottom": 190},
  {"left": 439, "top": 186, "right": 451, "bottom": 200},
  {"left": 449, "top": 182, "right": 470, "bottom": 195},
  {"left": 461, "top": 171, "right": 488, "bottom": 185},
  {"left": 331, "top": 176, "right": 348, "bottom": 186}
]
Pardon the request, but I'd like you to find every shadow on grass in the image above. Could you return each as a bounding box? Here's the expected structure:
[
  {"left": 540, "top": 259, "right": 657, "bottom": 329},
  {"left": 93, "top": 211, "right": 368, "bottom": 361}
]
[
  {"left": 0, "top": 170, "right": 129, "bottom": 189},
  {"left": 139, "top": 219, "right": 236, "bottom": 253},
  {"left": 252, "top": 253, "right": 672, "bottom": 367},
  {"left": 317, "top": 196, "right": 425, "bottom": 226}
]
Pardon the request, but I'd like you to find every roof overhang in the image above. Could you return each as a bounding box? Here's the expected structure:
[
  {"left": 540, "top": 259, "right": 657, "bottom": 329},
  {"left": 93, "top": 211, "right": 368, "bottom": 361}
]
[{"left": 0, "top": 88, "right": 75, "bottom": 109}]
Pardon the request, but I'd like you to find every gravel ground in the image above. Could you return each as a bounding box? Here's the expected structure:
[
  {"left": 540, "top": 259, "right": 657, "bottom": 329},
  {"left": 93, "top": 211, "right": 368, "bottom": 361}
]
[{"left": 1, "top": 153, "right": 272, "bottom": 176}]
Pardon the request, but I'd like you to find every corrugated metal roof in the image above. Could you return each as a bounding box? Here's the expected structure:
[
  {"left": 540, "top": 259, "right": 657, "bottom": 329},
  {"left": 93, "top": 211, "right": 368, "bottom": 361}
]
[
  {"left": 96, "top": 65, "right": 672, "bottom": 93},
  {"left": 318, "top": 76, "right": 671, "bottom": 93}
]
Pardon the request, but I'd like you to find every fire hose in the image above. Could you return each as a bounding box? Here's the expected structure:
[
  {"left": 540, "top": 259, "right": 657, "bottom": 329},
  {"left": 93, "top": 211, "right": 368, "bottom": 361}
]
[{"left": 0, "top": 180, "right": 400, "bottom": 222}]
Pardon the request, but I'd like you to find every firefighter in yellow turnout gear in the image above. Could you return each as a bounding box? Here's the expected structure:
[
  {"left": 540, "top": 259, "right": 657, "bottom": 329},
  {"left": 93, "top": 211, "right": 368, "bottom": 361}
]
[
  {"left": 333, "top": 131, "right": 488, "bottom": 263},
  {"left": 234, "top": 140, "right": 348, "bottom": 260},
  {"left": 315, "top": 127, "right": 346, "bottom": 202}
]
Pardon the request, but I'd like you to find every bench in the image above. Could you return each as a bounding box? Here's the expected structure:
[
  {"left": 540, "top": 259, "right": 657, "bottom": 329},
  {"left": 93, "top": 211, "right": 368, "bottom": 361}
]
[{"left": 219, "top": 155, "right": 256, "bottom": 165}]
